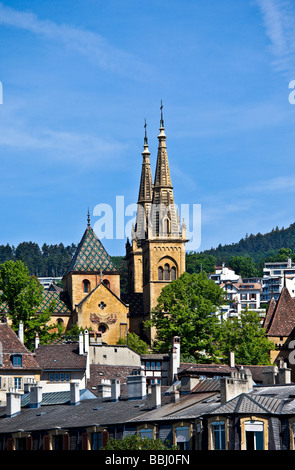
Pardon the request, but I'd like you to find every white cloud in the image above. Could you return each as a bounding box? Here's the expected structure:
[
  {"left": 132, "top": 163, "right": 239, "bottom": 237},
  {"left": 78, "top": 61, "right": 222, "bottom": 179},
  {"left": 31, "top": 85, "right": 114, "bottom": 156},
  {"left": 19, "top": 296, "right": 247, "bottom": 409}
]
[
  {"left": 0, "top": 2, "right": 148, "bottom": 78},
  {"left": 255, "top": 0, "right": 295, "bottom": 75}
]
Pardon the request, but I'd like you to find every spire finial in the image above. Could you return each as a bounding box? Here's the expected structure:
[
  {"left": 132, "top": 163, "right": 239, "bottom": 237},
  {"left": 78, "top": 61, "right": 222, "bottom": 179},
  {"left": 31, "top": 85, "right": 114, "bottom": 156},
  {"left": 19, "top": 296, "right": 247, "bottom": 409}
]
[
  {"left": 144, "top": 118, "right": 148, "bottom": 145},
  {"left": 87, "top": 208, "right": 90, "bottom": 227},
  {"left": 160, "top": 100, "right": 164, "bottom": 127}
]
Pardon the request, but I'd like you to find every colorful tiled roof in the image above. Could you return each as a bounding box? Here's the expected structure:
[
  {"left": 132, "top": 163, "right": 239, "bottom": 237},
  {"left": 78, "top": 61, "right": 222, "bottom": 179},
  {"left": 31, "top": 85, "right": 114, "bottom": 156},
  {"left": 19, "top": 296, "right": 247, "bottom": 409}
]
[
  {"left": 39, "top": 291, "right": 71, "bottom": 315},
  {"left": 64, "top": 226, "right": 118, "bottom": 276}
]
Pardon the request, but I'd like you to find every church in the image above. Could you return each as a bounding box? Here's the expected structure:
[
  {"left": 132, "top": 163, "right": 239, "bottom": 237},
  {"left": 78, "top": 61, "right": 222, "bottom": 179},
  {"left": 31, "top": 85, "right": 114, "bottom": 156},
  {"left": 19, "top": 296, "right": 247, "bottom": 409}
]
[{"left": 39, "top": 106, "right": 188, "bottom": 345}]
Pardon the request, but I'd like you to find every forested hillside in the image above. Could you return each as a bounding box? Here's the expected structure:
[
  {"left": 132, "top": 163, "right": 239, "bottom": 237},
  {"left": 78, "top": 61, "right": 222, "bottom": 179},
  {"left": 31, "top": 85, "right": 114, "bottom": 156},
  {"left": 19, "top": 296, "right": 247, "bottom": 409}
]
[{"left": 1, "top": 222, "right": 295, "bottom": 288}]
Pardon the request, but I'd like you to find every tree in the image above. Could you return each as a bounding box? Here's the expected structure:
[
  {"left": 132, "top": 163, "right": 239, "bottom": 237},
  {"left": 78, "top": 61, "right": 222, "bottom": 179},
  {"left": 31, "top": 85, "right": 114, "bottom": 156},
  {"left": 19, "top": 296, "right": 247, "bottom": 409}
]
[
  {"left": 0, "top": 260, "right": 60, "bottom": 350},
  {"left": 101, "top": 435, "right": 177, "bottom": 450},
  {"left": 117, "top": 332, "right": 150, "bottom": 355},
  {"left": 215, "top": 309, "right": 275, "bottom": 365},
  {"left": 146, "top": 272, "right": 226, "bottom": 362}
]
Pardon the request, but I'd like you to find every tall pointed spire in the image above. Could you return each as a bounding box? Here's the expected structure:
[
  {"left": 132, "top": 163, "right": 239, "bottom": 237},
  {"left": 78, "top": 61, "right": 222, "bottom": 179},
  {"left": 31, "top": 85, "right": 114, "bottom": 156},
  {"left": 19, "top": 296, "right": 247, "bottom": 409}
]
[
  {"left": 150, "top": 101, "right": 179, "bottom": 237},
  {"left": 135, "top": 120, "right": 153, "bottom": 242}
]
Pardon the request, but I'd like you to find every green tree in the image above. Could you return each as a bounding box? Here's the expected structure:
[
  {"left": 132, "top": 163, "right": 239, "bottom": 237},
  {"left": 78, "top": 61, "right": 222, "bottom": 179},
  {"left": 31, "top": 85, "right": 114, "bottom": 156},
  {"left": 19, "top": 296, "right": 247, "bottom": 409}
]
[
  {"left": 0, "top": 260, "right": 60, "bottom": 350},
  {"left": 228, "top": 255, "right": 259, "bottom": 278},
  {"left": 215, "top": 309, "right": 275, "bottom": 365},
  {"left": 146, "top": 272, "right": 225, "bottom": 362},
  {"left": 117, "top": 332, "right": 150, "bottom": 355},
  {"left": 101, "top": 435, "right": 177, "bottom": 450}
]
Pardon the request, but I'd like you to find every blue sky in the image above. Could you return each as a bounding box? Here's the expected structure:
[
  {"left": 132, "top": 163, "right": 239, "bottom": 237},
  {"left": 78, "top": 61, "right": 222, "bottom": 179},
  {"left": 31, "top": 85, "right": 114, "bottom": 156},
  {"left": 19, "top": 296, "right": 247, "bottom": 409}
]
[{"left": 1, "top": 0, "right": 295, "bottom": 256}]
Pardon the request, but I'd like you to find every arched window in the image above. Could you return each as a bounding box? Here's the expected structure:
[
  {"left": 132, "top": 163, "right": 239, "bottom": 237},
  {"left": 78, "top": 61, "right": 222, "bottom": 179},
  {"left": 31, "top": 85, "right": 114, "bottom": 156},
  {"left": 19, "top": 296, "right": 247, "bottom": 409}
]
[
  {"left": 83, "top": 279, "right": 91, "bottom": 293},
  {"left": 158, "top": 266, "right": 163, "bottom": 280},
  {"left": 103, "top": 279, "right": 110, "bottom": 289},
  {"left": 171, "top": 266, "right": 176, "bottom": 280},
  {"left": 164, "top": 263, "right": 170, "bottom": 280}
]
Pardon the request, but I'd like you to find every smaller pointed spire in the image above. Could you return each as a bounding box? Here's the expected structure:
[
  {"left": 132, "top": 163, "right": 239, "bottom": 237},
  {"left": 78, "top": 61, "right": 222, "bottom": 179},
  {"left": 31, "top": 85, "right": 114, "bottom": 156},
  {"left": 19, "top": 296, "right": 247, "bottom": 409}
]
[{"left": 87, "top": 208, "right": 91, "bottom": 228}]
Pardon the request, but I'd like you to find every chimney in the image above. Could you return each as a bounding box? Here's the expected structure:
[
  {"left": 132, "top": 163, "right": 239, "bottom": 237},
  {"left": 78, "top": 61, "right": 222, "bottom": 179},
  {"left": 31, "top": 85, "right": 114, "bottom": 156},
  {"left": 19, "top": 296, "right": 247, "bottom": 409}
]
[
  {"left": 35, "top": 332, "right": 39, "bottom": 349},
  {"left": 6, "top": 390, "right": 22, "bottom": 417},
  {"left": 97, "top": 379, "right": 112, "bottom": 398},
  {"left": 170, "top": 336, "right": 180, "bottom": 384},
  {"left": 278, "top": 364, "right": 292, "bottom": 384},
  {"left": 127, "top": 369, "right": 146, "bottom": 400},
  {"left": 147, "top": 383, "right": 161, "bottom": 409},
  {"left": 111, "top": 379, "right": 120, "bottom": 402},
  {"left": 79, "top": 331, "right": 84, "bottom": 355},
  {"left": 170, "top": 386, "right": 180, "bottom": 403},
  {"left": 180, "top": 374, "right": 200, "bottom": 394},
  {"left": 84, "top": 329, "right": 90, "bottom": 380},
  {"left": 70, "top": 382, "right": 80, "bottom": 406},
  {"left": 220, "top": 369, "right": 252, "bottom": 404},
  {"left": 229, "top": 351, "right": 235, "bottom": 368},
  {"left": 262, "top": 366, "right": 278, "bottom": 385},
  {"left": 24, "top": 378, "right": 36, "bottom": 393},
  {"left": 18, "top": 321, "right": 24, "bottom": 344},
  {"left": 30, "top": 384, "right": 42, "bottom": 408}
]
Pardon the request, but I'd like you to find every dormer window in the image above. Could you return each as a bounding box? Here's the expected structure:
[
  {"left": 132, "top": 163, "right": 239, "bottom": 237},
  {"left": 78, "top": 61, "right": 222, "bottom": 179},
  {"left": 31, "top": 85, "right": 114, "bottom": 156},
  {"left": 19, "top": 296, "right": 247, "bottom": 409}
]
[{"left": 12, "top": 354, "right": 23, "bottom": 367}]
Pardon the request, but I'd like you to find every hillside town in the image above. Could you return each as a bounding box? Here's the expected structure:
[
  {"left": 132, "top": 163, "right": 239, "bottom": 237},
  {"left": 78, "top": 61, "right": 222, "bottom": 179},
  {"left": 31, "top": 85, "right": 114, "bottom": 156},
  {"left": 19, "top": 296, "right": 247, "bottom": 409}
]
[{"left": 1, "top": 111, "right": 295, "bottom": 453}]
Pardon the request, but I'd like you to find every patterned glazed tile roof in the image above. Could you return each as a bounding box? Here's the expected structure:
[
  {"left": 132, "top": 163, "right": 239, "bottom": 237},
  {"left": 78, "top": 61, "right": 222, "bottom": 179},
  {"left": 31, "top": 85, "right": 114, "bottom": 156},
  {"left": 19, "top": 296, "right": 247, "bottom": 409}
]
[
  {"left": 64, "top": 226, "right": 118, "bottom": 276},
  {"left": 0, "top": 291, "right": 71, "bottom": 315},
  {"left": 39, "top": 291, "right": 71, "bottom": 314}
]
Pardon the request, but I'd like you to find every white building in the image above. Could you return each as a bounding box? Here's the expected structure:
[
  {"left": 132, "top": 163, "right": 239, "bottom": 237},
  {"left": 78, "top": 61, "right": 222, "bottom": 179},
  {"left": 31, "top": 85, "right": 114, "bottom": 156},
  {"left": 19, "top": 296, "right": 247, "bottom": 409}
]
[
  {"left": 219, "top": 280, "right": 262, "bottom": 320},
  {"left": 209, "top": 263, "right": 241, "bottom": 284},
  {"left": 262, "top": 258, "right": 295, "bottom": 302}
]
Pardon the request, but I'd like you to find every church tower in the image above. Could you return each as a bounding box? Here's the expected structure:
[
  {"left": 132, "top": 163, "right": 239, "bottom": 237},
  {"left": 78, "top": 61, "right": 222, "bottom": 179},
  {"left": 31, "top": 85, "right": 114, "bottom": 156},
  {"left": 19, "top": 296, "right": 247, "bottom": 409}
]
[{"left": 126, "top": 104, "right": 187, "bottom": 343}]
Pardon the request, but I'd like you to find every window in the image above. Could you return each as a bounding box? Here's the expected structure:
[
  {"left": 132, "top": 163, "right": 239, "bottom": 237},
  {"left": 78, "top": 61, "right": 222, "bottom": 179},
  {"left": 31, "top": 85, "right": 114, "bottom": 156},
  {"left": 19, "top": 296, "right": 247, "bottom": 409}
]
[
  {"left": 211, "top": 422, "right": 225, "bottom": 450},
  {"left": 244, "top": 421, "right": 264, "bottom": 450},
  {"left": 196, "top": 423, "right": 202, "bottom": 450},
  {"left": 164, "top": 264, "right": 170, "bottom": 280},
  {"left": 83, "top": 279, "right": 91, "bottom": 293},
  {"left": 103, "top": 279, "right": 110, "bottom": 289},
  {"left": 175, "top": 426, "right": 190, "bottom": 450},
  {"left": 52, "top": 435, "right": 63, "bottom": 450},
  {"left": 12, "top": 355, "right": 22, "bottom": 367},
  {"left": 171, "top": 266, "right": 176, "bottom": 280},
  {"left": 139, "top": 429, "right": 153, "bottom": 440},
  {"left": 158, "top": 266, "right": 163, "bottom": 280},
  {"left": 49, "top": 372, "right": 70, "bottom": 382},
  {"left": 92, "top": 432, "right": 102, "bottom": 450},
  {"left": 14, "top": 377, "right": 22, "bottom": 390}
]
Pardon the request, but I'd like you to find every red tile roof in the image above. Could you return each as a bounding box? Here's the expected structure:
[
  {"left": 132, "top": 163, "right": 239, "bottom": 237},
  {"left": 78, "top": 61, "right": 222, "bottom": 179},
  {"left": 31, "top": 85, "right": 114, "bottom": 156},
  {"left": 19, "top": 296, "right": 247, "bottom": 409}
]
[
  {"left": 263, "top": 287, "right": 295, "bottom": 337},
  {"left": 0, "top": 323, "right": 41, "bottom": 371}
]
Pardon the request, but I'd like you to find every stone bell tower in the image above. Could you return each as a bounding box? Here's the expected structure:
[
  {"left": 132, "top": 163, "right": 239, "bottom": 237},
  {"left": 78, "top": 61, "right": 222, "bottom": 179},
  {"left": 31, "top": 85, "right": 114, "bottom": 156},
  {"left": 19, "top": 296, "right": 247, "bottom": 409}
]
[{"left": 126, "top": 104, "right": 187, "bottom": 343}]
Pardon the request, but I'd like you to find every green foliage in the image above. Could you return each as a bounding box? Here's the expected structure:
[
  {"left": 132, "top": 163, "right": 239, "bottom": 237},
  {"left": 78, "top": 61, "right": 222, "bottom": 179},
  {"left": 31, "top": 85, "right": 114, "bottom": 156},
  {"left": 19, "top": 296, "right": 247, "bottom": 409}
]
[
  {"left": 146, "top": 272, "right": 225, "bottom": 362},
  {"left": 101, "top": 435, "right": 177, "bottom": 450},
  {"left": 215, "top": 309, "right": 275, "bottom": 365},
  {"left": 0, "top": 260, "right": 61, "bottom": 350},
  {"left": 117, "top": 332, "right": 150, "bottom": 355}
]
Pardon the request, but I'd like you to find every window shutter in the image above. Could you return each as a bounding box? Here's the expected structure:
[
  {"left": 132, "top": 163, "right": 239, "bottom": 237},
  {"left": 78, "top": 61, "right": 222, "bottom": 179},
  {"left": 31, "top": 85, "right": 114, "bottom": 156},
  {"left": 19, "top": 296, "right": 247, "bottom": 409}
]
[
  {"left": 63, "top": 433, "right": 70, "bottom": 450},
  {"left": 26, "top": 436, "right": 33, "bottom": 450},
  {"left": 81, "top": 433, "right": 89, "bottom": 450},
  {"left": 6, "top": 438, "right": 14, "bottom": 451},
  {"left": 101, "top": 430, "right": 109, "bottom": 448},
  {"left": 43, "top": 435, "right": 50, "bottom": 450}
]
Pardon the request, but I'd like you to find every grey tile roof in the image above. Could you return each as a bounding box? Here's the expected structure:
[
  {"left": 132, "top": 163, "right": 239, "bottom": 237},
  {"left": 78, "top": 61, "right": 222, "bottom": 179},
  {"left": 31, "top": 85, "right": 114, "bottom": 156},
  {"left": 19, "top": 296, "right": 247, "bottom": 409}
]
[
  {"left": 0, "top": 397, "right": 153, "bottom": 434},
  {"left": 34, "top": 343, "right": 87, "bottom": 370}
]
